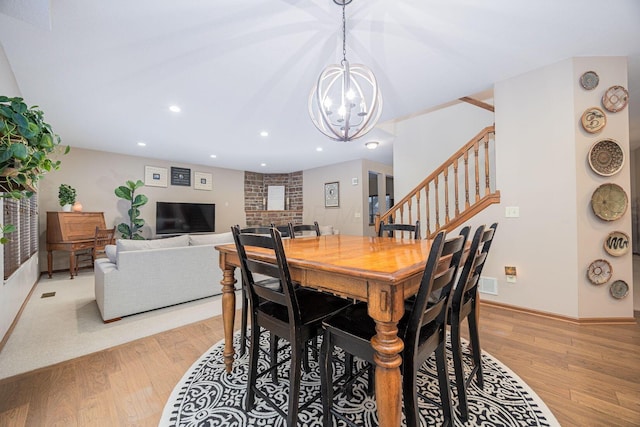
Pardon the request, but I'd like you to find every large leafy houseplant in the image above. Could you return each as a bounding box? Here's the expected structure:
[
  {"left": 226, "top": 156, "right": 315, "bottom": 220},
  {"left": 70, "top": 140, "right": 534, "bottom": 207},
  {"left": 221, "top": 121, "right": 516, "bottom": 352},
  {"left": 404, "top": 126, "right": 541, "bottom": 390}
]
[
  {"left": 115, "top": 179, "right": 148, "bottom": 240},
  {"left": 0, "top": 96, "right": 69, "bottom": 242}
]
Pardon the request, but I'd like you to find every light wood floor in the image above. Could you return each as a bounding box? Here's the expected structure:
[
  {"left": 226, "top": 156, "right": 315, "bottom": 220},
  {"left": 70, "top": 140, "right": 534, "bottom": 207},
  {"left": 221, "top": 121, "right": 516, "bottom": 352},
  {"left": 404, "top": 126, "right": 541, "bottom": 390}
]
[{"left": 0, "top": 305, "right": 638, "bottom": 427}]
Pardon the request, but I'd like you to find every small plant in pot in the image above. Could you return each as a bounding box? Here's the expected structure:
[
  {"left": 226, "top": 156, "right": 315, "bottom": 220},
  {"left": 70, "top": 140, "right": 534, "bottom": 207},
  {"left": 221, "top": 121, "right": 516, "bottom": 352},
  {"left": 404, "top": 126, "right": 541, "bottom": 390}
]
[
  {"left": 115, "top": 179, "right": 148, "bottom": 240},
  {"left": 58, "top": 184, "right": 76, "bottom": 211}
]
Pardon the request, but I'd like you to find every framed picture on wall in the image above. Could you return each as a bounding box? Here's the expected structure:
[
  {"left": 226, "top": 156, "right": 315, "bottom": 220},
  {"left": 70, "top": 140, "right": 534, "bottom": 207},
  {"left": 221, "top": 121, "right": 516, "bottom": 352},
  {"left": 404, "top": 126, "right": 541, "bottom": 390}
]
[
  {"left": 144, "top": 166, "right": 168, "bottom": 187},
  {"left": 171, "top": 167, "right": 191, "bottom": 186},
  {"left": 194, "top": 171, "right": 212, "bottom": 190},
  {"left": 324, "top": 181, "right": 339, "bottom": 207}
]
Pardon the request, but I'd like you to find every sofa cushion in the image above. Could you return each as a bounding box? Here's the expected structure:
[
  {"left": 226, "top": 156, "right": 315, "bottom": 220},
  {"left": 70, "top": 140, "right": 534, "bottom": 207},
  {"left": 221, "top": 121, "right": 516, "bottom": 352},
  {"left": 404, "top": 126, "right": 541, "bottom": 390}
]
[
  {"left": 189, "top": 232, "right": 233, "bottom": 246},
  {"left": 117, "top": 234, "right": 190, "bottom": 252},
  {"left": 105, "top": 244, "right": 117, "bottom": 263}
]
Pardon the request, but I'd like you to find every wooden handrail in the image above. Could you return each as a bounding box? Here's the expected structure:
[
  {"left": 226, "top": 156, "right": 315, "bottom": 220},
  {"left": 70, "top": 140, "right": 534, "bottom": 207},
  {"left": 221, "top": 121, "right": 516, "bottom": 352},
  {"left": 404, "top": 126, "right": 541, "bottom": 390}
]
[{"left": 376, "top": 125, "right": 500, "bottom": 238}]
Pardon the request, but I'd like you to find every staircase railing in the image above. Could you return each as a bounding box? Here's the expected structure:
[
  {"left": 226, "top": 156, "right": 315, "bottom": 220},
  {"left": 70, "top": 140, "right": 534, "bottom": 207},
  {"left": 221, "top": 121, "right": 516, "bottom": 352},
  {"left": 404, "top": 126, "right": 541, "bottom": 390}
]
[{"left": 375, "top": 125, "right": 500, "bottom": 238}]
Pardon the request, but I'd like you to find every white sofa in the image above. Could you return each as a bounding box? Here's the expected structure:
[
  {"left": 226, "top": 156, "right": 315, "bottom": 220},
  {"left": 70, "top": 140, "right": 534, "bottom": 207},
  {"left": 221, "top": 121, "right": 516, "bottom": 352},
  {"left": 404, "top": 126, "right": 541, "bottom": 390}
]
[{"left": 94, "top": 232, "right": 237, "bottom": 322}]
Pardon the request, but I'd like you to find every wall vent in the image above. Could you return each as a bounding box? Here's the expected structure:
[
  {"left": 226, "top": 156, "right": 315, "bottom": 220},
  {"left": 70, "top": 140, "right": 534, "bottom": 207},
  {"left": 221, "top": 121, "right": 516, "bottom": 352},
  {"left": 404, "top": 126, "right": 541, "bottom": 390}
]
[{"left": 478, "top": 277, "right": 498, "bottom": 295}]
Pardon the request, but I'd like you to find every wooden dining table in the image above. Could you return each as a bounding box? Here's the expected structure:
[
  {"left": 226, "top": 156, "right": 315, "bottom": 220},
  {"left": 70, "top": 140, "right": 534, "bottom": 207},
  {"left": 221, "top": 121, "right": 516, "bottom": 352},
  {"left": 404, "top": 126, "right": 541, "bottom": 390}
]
[{"left": 216, "top": 234, "right": 438, "bottom": 427}]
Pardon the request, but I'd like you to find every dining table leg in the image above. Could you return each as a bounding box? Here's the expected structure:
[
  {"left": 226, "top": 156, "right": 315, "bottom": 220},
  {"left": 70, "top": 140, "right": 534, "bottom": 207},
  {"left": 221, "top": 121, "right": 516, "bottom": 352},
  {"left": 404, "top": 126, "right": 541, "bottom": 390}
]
[
  {"left": 369, "top": 282, "right": 405, "bottom": 427},
  {"left": 371, "top": 320, "right": 404, "bottom": 427},
  {"left": 220, "top": 264, "right": 237, "bottom": 373}
]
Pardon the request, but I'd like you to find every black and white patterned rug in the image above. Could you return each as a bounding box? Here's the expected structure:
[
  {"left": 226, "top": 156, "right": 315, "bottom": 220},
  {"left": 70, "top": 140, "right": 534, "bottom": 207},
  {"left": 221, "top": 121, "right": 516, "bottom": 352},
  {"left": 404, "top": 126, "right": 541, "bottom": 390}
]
[{"left": 160, "top": 330, "right": 559, "bottom": 426}]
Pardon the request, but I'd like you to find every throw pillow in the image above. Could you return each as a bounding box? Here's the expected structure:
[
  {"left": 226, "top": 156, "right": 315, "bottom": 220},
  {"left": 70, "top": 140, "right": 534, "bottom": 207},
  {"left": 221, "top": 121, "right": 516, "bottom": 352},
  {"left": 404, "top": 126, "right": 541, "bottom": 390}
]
[
  {"left": 117, "top": 234, "right": 190, "bottom": 252},
  {"left": 189, "top": 232, "right": 233, "bottom": 246},
  {"left": 105, "top": 245, "right": 117, "bottom": 263}
]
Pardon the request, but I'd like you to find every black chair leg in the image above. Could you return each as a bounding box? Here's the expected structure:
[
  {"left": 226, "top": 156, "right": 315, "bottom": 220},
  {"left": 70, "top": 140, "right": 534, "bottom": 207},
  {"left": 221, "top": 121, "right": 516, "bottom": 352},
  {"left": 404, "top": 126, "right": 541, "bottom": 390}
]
[
  {"left": 367, "top": 364, "right": 375, "bottom": 396},
  {"left": 303, "top": 340, "right": 311, "bottom": 372},
  {"left": 435, "top": 342, "right": 454, "bottom": 426},
  {"left": 245, "top": 313, "right": 260, "bottom": 411},
  {"left": 468, "top": 304, "right": 484, "bottom": 388},
  {"left": 239, "top": 288, "right": 248, "bottom": 357},
  {"left": 451, "top": 319, "right": 469, "bottom": 421},
  {"left": 270, "top": 334, "right": 279, "bottom": 385},
  {"left": 344, "top": 352, "right": 354, "bottom": 400},
  {"left": 402, "top": 354, "right": 420, "bottom": 427},
  {"left": 287, "top": 340, "right": 303, "bottom": 427},
  {"left": 320, "top": 330, "right": 333, "bottom": 427}
]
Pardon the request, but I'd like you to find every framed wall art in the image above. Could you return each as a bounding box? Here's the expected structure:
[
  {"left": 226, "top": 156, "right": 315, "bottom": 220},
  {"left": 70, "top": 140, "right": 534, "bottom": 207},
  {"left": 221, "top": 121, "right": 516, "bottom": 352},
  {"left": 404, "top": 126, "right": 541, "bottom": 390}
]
[
  {"left": 144, "top": 166, "right": 168, "bottom": 187},
  {"left": 171, "top": 167, "right": 191, "bottom": 186},
  {"left": 324, "top": 181, "right": 339, "bottom": 207},
  {"left": 194, "top": 171, "right": 213, "bottom": 191}
]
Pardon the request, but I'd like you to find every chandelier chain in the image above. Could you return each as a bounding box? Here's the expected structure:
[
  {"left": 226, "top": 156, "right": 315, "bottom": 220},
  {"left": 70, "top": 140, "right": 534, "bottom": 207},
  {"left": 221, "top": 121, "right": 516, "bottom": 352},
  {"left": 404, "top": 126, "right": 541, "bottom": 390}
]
[{"left": 341, "top": 2, "right": 346, "bottom": 64}]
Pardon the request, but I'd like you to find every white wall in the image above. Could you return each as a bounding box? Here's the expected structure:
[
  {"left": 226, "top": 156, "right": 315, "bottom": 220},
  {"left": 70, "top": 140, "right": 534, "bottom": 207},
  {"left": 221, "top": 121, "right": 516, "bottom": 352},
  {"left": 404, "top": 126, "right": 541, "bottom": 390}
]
[
  {"left": 303, "top": 159, "right": 392, "bottom": 236},
  {"left": 393, "top": 57, "right": 633, "bottom": 319},
  {"left": 38, "top": 147, "right": 246, "bottom": 272},
  {"left": 1, "top": 43, "right": 40, "bottom": 342},
  {"left": 393, "top": 101, "right": 495, "bottom": 199}
]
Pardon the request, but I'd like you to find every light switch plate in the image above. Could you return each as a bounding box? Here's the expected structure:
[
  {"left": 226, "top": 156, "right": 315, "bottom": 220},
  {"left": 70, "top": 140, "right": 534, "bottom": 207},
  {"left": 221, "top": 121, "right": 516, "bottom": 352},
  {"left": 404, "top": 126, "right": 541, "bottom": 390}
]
[{"left": 505, "top": 206, "right": 520, "bottom": 217}]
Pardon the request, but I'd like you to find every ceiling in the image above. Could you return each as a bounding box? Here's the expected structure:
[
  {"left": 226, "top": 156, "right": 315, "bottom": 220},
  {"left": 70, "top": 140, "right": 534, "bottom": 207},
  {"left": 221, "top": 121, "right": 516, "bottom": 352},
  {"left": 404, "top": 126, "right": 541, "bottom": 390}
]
[{"left": 0, "top": 0, "right": 639, "bottom": 173}]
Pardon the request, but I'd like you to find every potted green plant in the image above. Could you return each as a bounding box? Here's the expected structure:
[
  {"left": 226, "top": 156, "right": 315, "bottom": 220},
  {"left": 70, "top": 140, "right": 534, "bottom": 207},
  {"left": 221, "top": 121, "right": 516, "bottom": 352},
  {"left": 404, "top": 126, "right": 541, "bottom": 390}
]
[
  {"left": 0, "top": 96, "right": 69, "bottom": 198},
  {"left": 1, "top": 96, "right": 68, "bottom": 243},
  {"left": 115, "top": 179, "right": 148, "bottom": 240},
  {"left": 58, "top": 184, "right": 76, "bottom": 211}
]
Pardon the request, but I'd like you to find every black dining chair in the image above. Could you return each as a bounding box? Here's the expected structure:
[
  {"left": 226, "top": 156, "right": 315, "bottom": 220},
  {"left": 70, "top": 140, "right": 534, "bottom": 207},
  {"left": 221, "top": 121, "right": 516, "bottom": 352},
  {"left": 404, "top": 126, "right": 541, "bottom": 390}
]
[
  {"left": 232, "top": 226, "right": 351, "bottom": 427},
  {"left": 272, "top": 223, "right": 292, "bottom": 238},
  {"left": 320, "top": 229, "right": 467, "bottom": 427},
  {"left": 236, "top": 225, "right": 274, "bottom": 357},
  {"left": 378, "top": 220, "right": 421, "bottom": 239},
  {"left": 288, "top": 221, "right": 321, "bottom": 238},
  {"left": 448, "top": 222, "right": 497, "bottom": 421}
]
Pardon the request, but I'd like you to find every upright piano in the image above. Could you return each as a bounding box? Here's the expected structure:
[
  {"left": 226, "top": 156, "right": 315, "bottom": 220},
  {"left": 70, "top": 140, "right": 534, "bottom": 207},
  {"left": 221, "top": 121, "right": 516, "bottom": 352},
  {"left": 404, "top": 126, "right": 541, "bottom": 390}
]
[{"left": 46, "top": 211, "right": 106, "bottom": 279}]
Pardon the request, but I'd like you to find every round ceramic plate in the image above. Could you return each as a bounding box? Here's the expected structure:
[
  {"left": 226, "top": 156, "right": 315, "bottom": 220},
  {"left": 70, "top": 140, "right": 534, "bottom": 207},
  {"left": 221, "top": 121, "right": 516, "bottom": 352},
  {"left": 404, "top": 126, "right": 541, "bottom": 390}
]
[
  {"left": 591, "top": 183, "right": 628, "bottom": 221},
  {"left": 588, "top": 139, "right": 624, "bottom": 176},
  {"left": 579, "top": 71, "right": 599, "bottom": 90},
  {"left": 604, "top": 231, "right": 630, "bottom": 256},
  {"left": 587, "top": 259, "right": 612, "bottom": 285},
  {"left": 581, "top": 107, "right": 606, "bottom": 133},
  {"left": 602, "top": 85, "right": 629, "bottom": 113},
  {"left": 609, "top": 280, "right": 629, "bottom": 299}
]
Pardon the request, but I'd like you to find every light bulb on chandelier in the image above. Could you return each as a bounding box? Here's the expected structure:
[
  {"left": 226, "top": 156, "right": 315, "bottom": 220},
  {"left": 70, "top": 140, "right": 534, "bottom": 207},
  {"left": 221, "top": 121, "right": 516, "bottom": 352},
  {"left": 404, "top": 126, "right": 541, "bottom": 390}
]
[{"left": 308, "top": 0, "right": 382, "bottom": 142}]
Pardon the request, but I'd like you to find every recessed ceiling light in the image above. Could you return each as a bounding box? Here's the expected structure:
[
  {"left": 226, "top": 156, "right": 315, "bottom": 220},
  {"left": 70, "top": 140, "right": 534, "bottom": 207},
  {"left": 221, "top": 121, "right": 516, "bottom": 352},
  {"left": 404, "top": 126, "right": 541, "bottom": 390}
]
[
  {"left": 210, "top": 154, "right": 217, "bottom": 158},
  {"left": 137, "top": 141, "right": 146, "bottom": 147},
  {"left": 316, "top": 147, "right": 323, "bottom": 152},
  {"left": 169, "top": 105, "right": 181, "bottom": 113},
  {"left": 365, "top": 141, "right": 379, "bottom": 150},
  {"left": 260, "top": 131, "right": 269, "bottom": 137}
]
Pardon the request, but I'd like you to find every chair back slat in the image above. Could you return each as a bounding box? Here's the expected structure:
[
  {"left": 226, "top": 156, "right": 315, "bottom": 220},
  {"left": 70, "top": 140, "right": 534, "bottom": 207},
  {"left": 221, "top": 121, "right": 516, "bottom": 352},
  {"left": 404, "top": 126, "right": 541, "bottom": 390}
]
[
  {"left": 232, "top": 226, "right": 301, "bottom": 323},
  {"left": 405, "top": 228, "right": 467, "bottom": 350},
  {"left": 288, "top": 221, "right": 321, "bottom": 238},
  {"left": 379, "top": 220, "right": 421, "bottom": 239},
  {"left": 451, "top": 223, "right": 498, "bottom": 312}
]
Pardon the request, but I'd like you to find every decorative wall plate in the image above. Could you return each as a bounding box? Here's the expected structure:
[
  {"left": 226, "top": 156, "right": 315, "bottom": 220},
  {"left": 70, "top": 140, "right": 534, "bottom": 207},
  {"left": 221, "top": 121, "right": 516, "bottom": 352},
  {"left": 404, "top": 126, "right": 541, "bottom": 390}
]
[
  {"left": 579, "top": 71, "right": 599, "bottom": 90},
  {"left": 609, "top": 280, "right": 629, "bottom": 299},
  {"left": 587, "top": 259, "right": 612, "bottom": 285},
  {"left": 602, "top": 85, "right": 629, "bottom": 113},
  {"left": 581, "top": 107, "right": 606, "bottom": 133},
  {"left": 588, "top": 139, "right": 624, "bottom": 176},
  {"left": 604, "top": 231, "right": 630, "bottom": 256},
  {"left": 591, "top": 183, "right": 627, "bottom": 221}
]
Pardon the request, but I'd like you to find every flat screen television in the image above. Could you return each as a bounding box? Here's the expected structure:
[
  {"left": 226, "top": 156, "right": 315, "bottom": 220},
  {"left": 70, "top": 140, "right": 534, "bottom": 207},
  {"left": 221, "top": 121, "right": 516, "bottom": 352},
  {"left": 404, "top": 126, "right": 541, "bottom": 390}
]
[{"left": 156, "top": 202, "right": 215, "bottom": 235}]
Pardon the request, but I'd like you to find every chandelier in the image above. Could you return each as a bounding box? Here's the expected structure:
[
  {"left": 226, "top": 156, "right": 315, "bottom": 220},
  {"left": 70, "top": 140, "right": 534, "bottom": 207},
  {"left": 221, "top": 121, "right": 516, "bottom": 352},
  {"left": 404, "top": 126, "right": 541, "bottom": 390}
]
[{"left": 308, "top": 0, "right": 382, "bottom": 142}]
